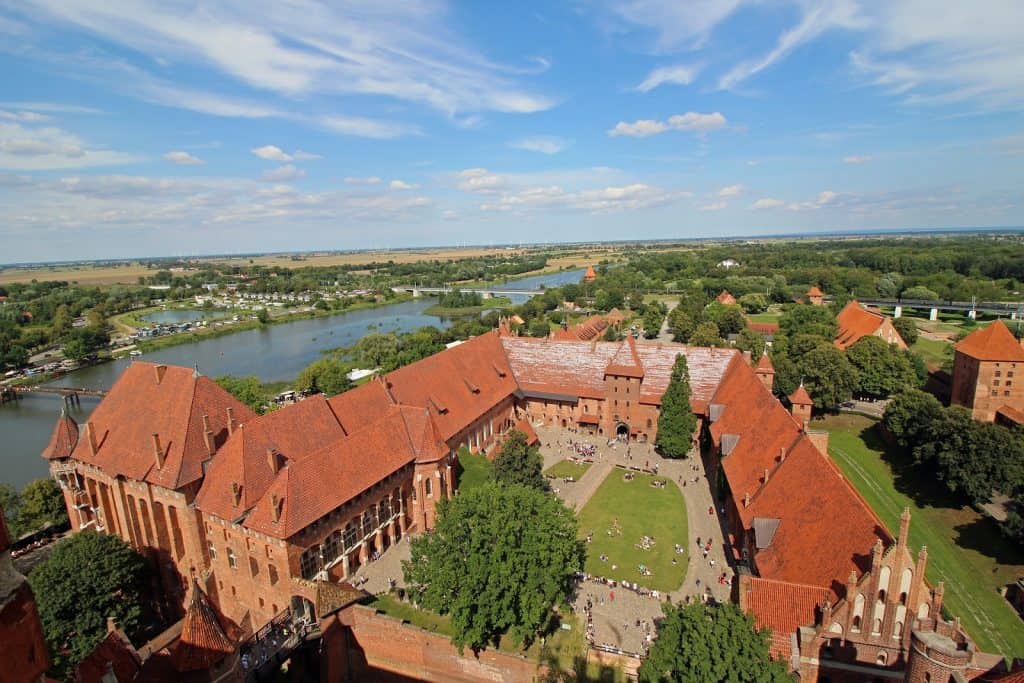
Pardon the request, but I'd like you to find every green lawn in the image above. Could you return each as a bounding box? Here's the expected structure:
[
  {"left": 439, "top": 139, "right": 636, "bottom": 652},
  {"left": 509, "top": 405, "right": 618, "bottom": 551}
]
[
  {"left": 369, "top": 593, "right": 454, "bottom": 636},
  {"left": 456, "top": 449, "right": 492, "bottom": 493},
  {"left": 545, "top": 459, "right": 592, "bottom": 480},
  {"left": 911, "top": 336, "right": 952, "bottom": 369},
  {"left": 746, "top": 311, "right": 782, "bottom": 323},
  {"left": 577, "top": 469, "right": 688, "bottom": 592},
  {"left": 820, "top": 413, "right": 1024, "bottom": 659}
]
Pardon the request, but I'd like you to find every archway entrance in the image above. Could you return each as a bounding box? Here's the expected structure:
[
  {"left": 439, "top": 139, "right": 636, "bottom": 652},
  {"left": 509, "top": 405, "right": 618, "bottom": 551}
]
[
  {"left": 616, "top": 423, "right": 630, "bottom": 441},
  {"left": 291, "top": 596, "right": 316, "bottom": 624}
]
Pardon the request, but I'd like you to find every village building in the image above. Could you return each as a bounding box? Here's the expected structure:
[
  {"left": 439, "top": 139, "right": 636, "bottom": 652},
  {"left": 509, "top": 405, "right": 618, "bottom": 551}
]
[
  {"left": 807, "top": 285, "right": 824, "bottom": 306},
  {"left": 43, "top": 329, "right": 1000, "bottom": 681},
  {"left": 715, "top": 290, "right": 737, "bottom": 306},
  {"left": 583, "top": 265, "right": 597, "bottom": 283},
  {"left": 951, "top": 320, "right": 1024, "bottom": 423},
  {"left": 834, "top": 300, "right": 908, "bottom": 350}
]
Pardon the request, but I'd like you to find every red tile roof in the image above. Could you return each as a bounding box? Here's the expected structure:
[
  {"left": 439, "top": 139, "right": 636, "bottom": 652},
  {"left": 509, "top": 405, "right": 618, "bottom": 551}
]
[
  {"left": 955, "top": 320, "right": 1024, "bottom": 362},
  {"left": 41, "top": 408, "right": 78, "bottom": 460},
  {"left": 807, "top": 286, "right": 823, "bottom": 297},
  {"left": 171, "top": 580, "right": 241, "bottom": 671},
  {"left": 327, "top": 379, "right": 395, "bottom": 433},
  {"left": 553, "top": 314, "right": 609, "bottom": 341},
  {"left": 716, "top": 290, "right": 736, "bottom": 305},
  {"left": 834, "top": 300, "right": 891, "bottom": 350},
  {"left": 746, "top": 321, "right": 779, "bottom": 335},
  {"left": 384, "top": 332, "right": 518, "bottom": 442},
  {"left": 755, "top": 352, "right": 774, "bottom": 373},
  {"left": 605, "top": 335, "right": 645, "bottom": 378},
  {"left": 997, "top": 404, "right": 1024, "bottom": 425},
  {"left": 69, "top": 362, "right": 255, "bottom": 490},
  {"left": 502, "top": 337, "right": 737, "bottom": 410},
  {"left": 745, "top": 436, "right": 892, "bottom": 600},
  {"left": 745, "top": 576, "right": 830, "bottom": 662},
  {"left": 788, "top": 383, "right": 813, "bottom": 406},
  {"left": 583, "top": 265, "right": 597, "bottom": 281}
]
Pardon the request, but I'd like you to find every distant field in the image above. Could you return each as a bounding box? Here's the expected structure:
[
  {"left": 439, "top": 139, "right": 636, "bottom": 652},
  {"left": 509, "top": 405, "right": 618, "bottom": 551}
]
[
  {"left": 217, "top": 247, "right": 529, "bottom": 269},
  {"left": 820, "top": 413, "right": 1024, "bottom": 659},
  {"left": 0, "top": 262, "right": 153, "bottom": 286}
]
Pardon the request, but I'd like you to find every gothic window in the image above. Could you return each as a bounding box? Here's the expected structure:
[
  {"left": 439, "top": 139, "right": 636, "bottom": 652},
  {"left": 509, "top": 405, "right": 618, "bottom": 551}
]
[
  {"left": 299, "top": 546, "right": 321, "bottom": 579},
  {"left": 876, "top": 651, "right": 887, "bottom": 665},
  {"left": 425, "top": 478, "right": 433, "bottom": 497},
  {"left": 207, "top": 541, "right": 217, "bottom": 560},
  {"left": 872, "top": 618, "right": 882, "bottom": 635},
  {"left": 268, "top": 564, "right": 278, "bottom": 586},
  {"left": 379, "top": 498, "right": 391, "bottom": 520},
  {"left": 227, "top": 548, "right": 237, "bottom": 569},
  {"left": 323, "top": 530, "right": 342, "bottom": 563},
  {"left": 344, "top": 521, "right": 358, "bottom": 550},
  {"left": 249, "top": 556, "right": 259, "bottom": 577}
]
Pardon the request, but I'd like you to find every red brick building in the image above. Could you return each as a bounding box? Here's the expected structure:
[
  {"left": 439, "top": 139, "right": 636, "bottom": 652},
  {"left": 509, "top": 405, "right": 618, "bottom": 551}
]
[
  {"left": 951, "top": 320, "right": 1024, "bottom": 422},
  {"left": 44, "top": 330, "right": 1003, "bottom": 681},
  {"left": 0, "top": 507, "right": 49, "bottom": 683}
]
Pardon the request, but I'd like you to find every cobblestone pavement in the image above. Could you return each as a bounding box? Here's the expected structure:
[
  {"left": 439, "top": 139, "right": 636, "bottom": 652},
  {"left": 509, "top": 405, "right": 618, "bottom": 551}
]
[{"left": 348, "top": 535, "right": 412, "bottom": 594}]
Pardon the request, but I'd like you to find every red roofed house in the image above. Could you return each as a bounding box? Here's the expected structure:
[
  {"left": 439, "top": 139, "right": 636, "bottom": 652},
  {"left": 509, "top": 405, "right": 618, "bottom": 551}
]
[
  {"left": 716, "top": 290, "right": 737, "bottom": 306},
  {"left": 807, "top": 286, "right": 824, "bottom": 306},
  {"left": 834, "top": 300, "right": 908, "bottom": 350},
  {"left": 583, "top": 264, "right": 597, "bottom": 283},
  {"left": 0, "top": 506, "right": 49, "bottom": 682},
  {"left": 952, "top": 319, "right": 1024, "bottom": 422}
]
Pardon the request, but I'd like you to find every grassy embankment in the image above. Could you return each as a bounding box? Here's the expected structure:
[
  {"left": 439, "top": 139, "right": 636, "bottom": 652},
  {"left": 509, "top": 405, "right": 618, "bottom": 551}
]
[
  {"left": 819, "top": 413, "right": 1024, "bottom": 659},
  {"left": 577, "top": 470, "right": 688, "bottom": 593},
  {"left": 544, "top": 460, "right": 593, "bottom": 480}
]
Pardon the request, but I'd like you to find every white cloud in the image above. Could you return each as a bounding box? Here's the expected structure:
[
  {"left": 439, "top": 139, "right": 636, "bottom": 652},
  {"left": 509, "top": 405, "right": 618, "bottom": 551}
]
[
  {"left": 344, "top": 176, "right": 382, "bottom": 185},
  {"left": 292, "top": 150, "right": 322, "bottom": 160},
  {"left": 699, "top": 201, "right": 728, "bottom": 211},
  {"left": 0, "top": 101, "right": 103, "bottom": 115},
  {"left": 457, "top": 168, "right": 506, "bottom": 194},
  {"left": 317, "top": 115, "right": 419, "bottom": 140},
  {"left": 599, "top": 0, "right": 744, "bottom": 51},
  {"left": 751, "top": 197, "right": 785, "bottom": 209},
  {"left": 441, "top": 209, "right": 460, "bottom": 221},
  {"left": 390, "top": 180, "right": 416, "bottom": 190},
  {"left": 162, "top": 150, "right": 204, "bottom": 166},
  {"left": 636, "top": 63, "right": 702, "bottom": 92},
  {"left": 262, "top": 164, "right": 305, "bottom": 182},
  {"left": 251, "top": 145, "right": 291, "bottom": 161},
  {"left": 609, "top": 112, "right": 727, "bottom": 137},
  {"left": 509, "top": 136, "right": 568, "bottom": 154},
  {"left": 10, "top": 1, "right": 554, "bottom": 119},
  {"left": 0, "top": 110, "right": 49, "bottom": 122},
  {"left": 718, "top": 184, "right": 743, "bottom": 197},
  {"left": 816, "top": 190, "right": 839, "bottom": 205},
  {"left": 480, "top": 182, "right": 691, "bottom": 214},
  {"left": 0, "top": 122, "right": 139, "bottom": 170},
  {"left": 843, "top": 154, "right": 873, "bottom": 164}
]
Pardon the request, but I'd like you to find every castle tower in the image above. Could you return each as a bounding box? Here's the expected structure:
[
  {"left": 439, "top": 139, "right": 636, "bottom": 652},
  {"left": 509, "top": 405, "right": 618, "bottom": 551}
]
[
  {"left": 807, "top": 285, "right": 824, "bottom": 306},
  {"left": 754, "top": 352, "right": 775, "bottom": 393},
  {"left": 789, "top": 383, "right": 813, "bottom": 426}
]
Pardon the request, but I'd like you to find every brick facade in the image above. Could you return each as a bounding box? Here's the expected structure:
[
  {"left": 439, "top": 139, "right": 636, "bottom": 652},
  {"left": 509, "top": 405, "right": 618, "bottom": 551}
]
[
  {"left": 0, "top": 510, "right": 49, "bottom": 683},
  {"left": 950, "top": 320, "right": 1024, "bottom": 422}
]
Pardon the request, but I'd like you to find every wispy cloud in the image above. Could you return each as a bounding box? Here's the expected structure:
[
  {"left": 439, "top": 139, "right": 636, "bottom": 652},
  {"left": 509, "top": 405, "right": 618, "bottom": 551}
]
[
  {"left": 262, "top": 164, "right": 305, "bottom": 182},
  {"left": 509, "top": 136, "right": 568, "bottom": 154},
  {"left": 598, "top": 0, "right": 743, "bottom": 51},
  {"left": 843, "top": 154, "right": 873, "bottom": 164},
  {"left": 162, "top": 150, "right": 204, "bottom": 166},
  {"left": 751, "top": 197, "right": 785, "bottom": 209},
  {"left": 251, "top": 145, "right": 292, "bottom": 162},
  {"left": 608, "top": 112, "right": 727, "bottom": 137},
  {"left": 636, "top": 63, "right": 702, "bottom": 92},
  {"left": 0, "top": 101, "right": 102, "bottom": 115},
  {"left": 0, "top": 121, "right": 139, "bottom": 170},
  {"left": 718, "top": 184, "right": 743, "bottom": 197}
]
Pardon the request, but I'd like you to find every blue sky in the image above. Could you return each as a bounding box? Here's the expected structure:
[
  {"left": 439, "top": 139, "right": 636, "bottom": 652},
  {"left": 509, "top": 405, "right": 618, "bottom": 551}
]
[{"left": 1, "top": 0, "right": 1022, "bottom": 262}]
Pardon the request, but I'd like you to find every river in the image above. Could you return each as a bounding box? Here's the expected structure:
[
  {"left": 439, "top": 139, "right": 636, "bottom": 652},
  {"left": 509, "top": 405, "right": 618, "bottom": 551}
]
[{"left": 0, "top": 268, "right": 585, "bottom": 487}]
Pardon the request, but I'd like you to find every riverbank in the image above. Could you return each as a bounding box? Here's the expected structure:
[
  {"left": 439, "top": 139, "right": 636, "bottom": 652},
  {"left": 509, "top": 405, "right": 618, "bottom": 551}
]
[
  {"left": 422, "top": 296, "right": 512, "bottom": 317},
  {"left": 124, "top": 294, "right": 414, "bottom": 354}
]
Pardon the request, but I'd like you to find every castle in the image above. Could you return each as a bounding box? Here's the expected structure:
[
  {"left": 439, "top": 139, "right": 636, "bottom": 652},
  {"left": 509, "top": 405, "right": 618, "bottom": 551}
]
[
  {"left": 42, "top": 330, "right": 1004, "bottom": 681},
  {"left": 951, "top": 319, "right": 1024, "bottom": 425}
]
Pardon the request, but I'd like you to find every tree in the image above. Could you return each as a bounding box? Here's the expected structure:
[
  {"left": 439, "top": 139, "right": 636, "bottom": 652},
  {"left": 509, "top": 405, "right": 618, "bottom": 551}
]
[
  {"left": 0, "top": 483, "right": 20, "bottom": 536},
  {"left": 846, "top": 336, "right": 918, "bottom": 398},
  {"left": 529, "top": 318, "right": 551, "bottom": 338},
  {"left": 642, "top": 305, "right": 665, "bottom": 339},
  {"left": 638, "top": 602, "right": 790, "bottom": 683},
  {"left": 667, "top": 307, "right": 694, "bottom": 343},
  {"left": 735, "top": 329, "right": 766, "bottom": 360},
  {"left": 883, "top": 389, "right": 944, "bottom": 449},
  {"left": 295, "top": 357, "right": 352, "bottom": 396},
  {"left": 256, "top": 307, "right": 271, "bottom": 324},
  {"left": 892, "top": 317, "right": 919, "bottom": 346},
  {"left": 215, "top": 375, "right": 270, "bottom": 414},
  {"left": 800, "top": 345, "right": 858, "bottom": 409},
  {"left": 778, "top": 304, "right": 837, "bottom": 340},
  {"left": 657, "top": 354, "right": 697, "bottom": 458},
  {"left": 17, "top": 478, "right": 68, "bottom": 534},
  {"left": 705, "top": 302, "right": 746, "bottom": 336},
  {"left": 689, "top": 321, "right": 723, "bottom": 347},
  {"left": 350, "top": 332, "right": 401, "bottom": 368},
  {"left": 901, "top": 285, "right": 940, "bottom": 301},
  {"left": 29, "top": 531, "right": 154, "bottom": 677},
  {"left": 51, "top": 304, "right": 72, "bottom": 338},
  {"left": 403, "top": 483, "right": 584, "bottom": 652},
  {"left": 738, "top": 293, "right": 768, "bottom": 314},
  {"left": 493, "top": 430, "right": 548, "bottom": 491}
]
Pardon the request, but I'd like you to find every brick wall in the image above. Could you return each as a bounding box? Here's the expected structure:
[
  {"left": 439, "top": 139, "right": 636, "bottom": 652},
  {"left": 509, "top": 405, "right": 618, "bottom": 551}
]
[
  {"left": 951, "top": 353, "right": 1024, "bottom": 421},
  {"left": 321, "top": 604, "right": 538, "bottom": 683}
]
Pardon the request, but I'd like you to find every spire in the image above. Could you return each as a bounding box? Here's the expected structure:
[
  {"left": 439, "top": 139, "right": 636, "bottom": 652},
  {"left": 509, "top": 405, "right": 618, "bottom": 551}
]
[{"left": 788, "top": 382, "right": 813, "bottom": 407}]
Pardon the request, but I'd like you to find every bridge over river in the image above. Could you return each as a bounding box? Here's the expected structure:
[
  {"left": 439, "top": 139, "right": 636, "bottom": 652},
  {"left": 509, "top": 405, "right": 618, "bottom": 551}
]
[
  {"left": 391, "top": 285, "right": 545, "bottom": 298},
  {"left": 830, "top": 297, "right": 1024, "bottom": 320}
]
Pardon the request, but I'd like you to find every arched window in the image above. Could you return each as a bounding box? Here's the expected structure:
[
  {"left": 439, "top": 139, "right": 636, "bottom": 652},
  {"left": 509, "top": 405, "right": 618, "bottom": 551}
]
[
  {"left": 875, "top": 651, "right": 887, "bottom": 665},
  {"left": 379, "top": 498, "right": 391, "bottom": 521},
  {"left": 299, "top": 545, "right": 321, "bottom": 579},
  {"left": 872, "top": 618, "right": 882, "bottom": 635},
  {"left": 343, "top": 521, "right": 358, "bottom": 550},
  {"left": 852, "top": 615, "right": 861, "bottom": 630},
  {"left": 227, "top": 547, "right": 237, "bottom": 569},
  {"left": 323, "top": 530, "right": 342, "bottom": 563},
  {"left": 893, "top": 621, "right": 903, "bottom": 638}
]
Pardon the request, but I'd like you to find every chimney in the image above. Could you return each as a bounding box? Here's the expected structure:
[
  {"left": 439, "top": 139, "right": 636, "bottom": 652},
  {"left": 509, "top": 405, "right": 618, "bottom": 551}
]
[
  {"left": 85, "top": 421, "right": 98, "bottom": 456},
  {"left": 763, "top": 468, "right": 770, "bottom": 484},
  {"left": 226, "top": 406, "right": 235, "bottom": 435},
  {"left": 743, "top": 492, "right": 750, "bottom": 507},
  {"left": 154, "top": 364, "right": 167, "bottom": 385},
  {"left": 201, "top": 413, "right": 215, "bottom": 455},
  {"left": 231, "top": 482, "right": 242, "bottom": 506},
  {"left": 152, "top": 433, "right": 163, "bottom": 468},
  {"left": 270, "top": 494, "right": 281, "bottom": 522},
  {"left": 779, "top": 446, "right": 786, "bottom": 462}
]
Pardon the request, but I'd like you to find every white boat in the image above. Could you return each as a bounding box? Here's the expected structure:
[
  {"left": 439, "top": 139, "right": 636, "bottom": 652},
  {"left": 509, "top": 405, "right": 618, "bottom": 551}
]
[{"left": 129, "top": 350, "right": 143, "bottom": 357}]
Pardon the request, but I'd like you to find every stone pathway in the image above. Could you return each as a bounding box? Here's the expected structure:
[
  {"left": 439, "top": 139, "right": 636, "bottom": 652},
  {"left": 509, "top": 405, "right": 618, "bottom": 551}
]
[{"left": 348, "top": 535, "right": 412, "bottom": 595}]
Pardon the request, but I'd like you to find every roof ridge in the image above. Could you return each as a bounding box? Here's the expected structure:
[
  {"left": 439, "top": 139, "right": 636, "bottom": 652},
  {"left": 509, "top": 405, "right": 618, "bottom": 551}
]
[{"left": 171, "top": 369, "right": 203, "bottom": 488}]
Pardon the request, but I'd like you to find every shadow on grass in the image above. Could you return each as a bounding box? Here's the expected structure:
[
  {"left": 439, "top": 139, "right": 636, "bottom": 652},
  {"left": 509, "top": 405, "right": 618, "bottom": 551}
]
[
  {"left": 856, "top": 422, "right": 969, "bottom": 511},
  {"left": 953, "top": 515, "right": 1024, "bottom": 568}
]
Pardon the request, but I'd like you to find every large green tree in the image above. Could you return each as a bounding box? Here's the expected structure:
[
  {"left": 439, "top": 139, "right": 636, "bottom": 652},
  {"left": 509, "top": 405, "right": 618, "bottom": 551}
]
[
  {"left": 667, "top": 307, "right": 694, "bottom": 343},
  {"left": 882, "top": 389, "right": 945, "bottom": 449},
  {"left": 639, "top": 602, "right": 791, "bottom": 683},
  {"left": 29, "top": 531, "right": 154, "bottom": 677},
  {"left": 689, "top": 321, "right": 724, "bottom": 347},
  {"left": 215, "top": 375, "right": 271, "bottom": 414},
  {"left": 295, "top": 357, "right": 353, "bottom": 396},
  {"left": 846, "top": 336, "right": 918, "bottom": 398},
  {"left": 403, "top": 483, "right": 584, "bottom": 652},
  {"left": 892, "top": 317, "right": 919, "bottom": 346},
  {"left": 778, "top": 304, "right": 837, "bottom": 340},
  {"left": 704, "top": 302, "right": 746, "bottom": 336},
  {"left": 657, "top": 354, "right": 698, "bottom": 458},
  {"left": 493, "top": 430, "right": 548, "bottom": 492},
  {"left": 17, "top": 478, "right": 68, "bottom": 534},
  {"left": 800, "top": 345, "right": 858, "bottom": 409}
]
